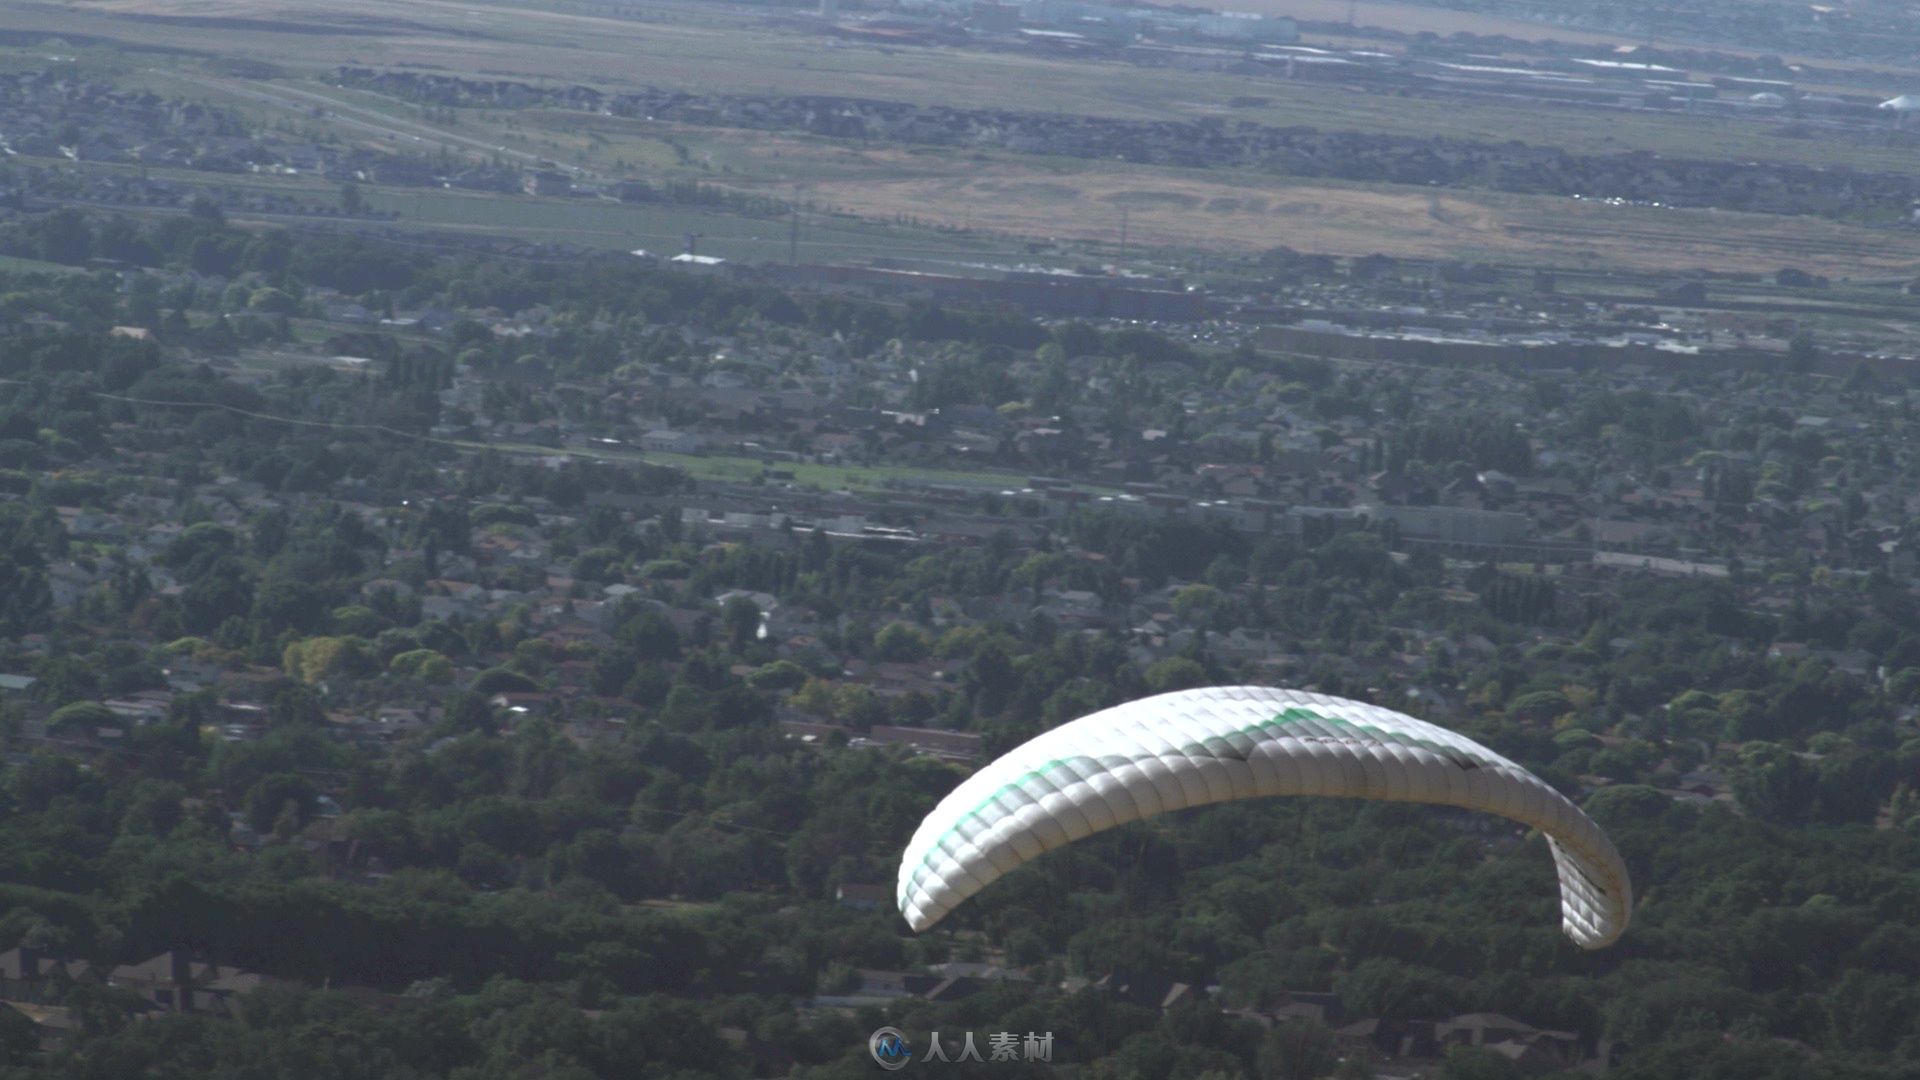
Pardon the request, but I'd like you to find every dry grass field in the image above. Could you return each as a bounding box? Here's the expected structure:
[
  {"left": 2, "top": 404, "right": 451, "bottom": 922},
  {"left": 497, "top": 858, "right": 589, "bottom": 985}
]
[
  {"left": 548, "top": 122, "right": 1920, "bottom": 276},
  {"left": 15, "top": 0, "right": 1920, "bottom": 276},
  {"left": 764, "top": 157, "right": 1920, "bottom": 275}
]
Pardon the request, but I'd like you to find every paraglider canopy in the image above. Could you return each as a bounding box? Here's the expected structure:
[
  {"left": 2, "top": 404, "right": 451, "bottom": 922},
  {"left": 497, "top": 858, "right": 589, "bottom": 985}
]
[{"left": 896, "top": 686, "right": 1631, "bottom": 948}]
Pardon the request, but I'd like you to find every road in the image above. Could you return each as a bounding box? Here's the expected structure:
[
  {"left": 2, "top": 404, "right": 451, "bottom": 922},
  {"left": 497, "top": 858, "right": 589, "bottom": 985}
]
[{"left": 151, "top": 68, "right": 595, "bottom": 179}]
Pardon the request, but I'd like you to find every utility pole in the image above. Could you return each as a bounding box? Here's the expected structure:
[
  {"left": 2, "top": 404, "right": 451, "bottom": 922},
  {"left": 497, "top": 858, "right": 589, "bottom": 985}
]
[{"left": 789, "top": 203, "right": 800, "bottom": 265}]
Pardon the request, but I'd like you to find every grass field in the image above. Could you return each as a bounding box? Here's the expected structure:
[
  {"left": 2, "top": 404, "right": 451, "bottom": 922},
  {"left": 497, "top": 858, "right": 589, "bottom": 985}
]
[
  {"left": 147, "top": 60, "right": 1920, "bottom": 276},
  {"left": 25, "top": 0, "right": 1920, "bottom": 172},
  {"left": 430, "top": 78, "right": 1920, "bottom": 190},
  {"left": 360, "top": 187, "right": 1009, "bottom": 264},
  {"left": 9, "top": 0, "right": 1920, "bottom": 277},
  {"left": 714, "top": 146, "right": 1920, "bottom": 277},
  {"left": 7, "top": 143, "right": 1034, "bottom": 268},
  {"left": 48, "top": 80, "right": 1920, "bottom": 277}
]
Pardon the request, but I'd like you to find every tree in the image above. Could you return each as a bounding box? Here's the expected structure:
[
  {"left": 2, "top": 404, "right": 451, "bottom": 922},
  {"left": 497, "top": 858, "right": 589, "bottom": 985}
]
[
  {"left": 121, "top": 779, "right": 189, "bottom": 836},
  {"left": 1507, "top": 689, "right": 1573, "bottom": 725},
  {"left": 722, "top": 595, "right": 761, "bottom": 650},
  {"left": 46, "top": 701, "right": 119, "bottom": 737},
  {"left": 1259, "top": 1020, "right": 1339, "bottom": 1080},
  {"left": 247, "top": 287, "right": 300, "bottom": 315},
  {"left": 1145, "top": 656, "right": 1208, "bottom": 694},
  {"left": 36, "top": 209, "right": 92, "bottom": 264},
  {"left": 872, "top": 622, "right": 932, "bottom": 662},
  {"left": 390, "top": 649, "right": 455, "bottom": 683},
  {"left": 619, "top": 611, "right": 681, "bottom": 661},
  {"left": 1335, "top": 958, "right": 1457, "bottom": 1025},
  {"left": 282, "top": 636, "right": 375, "bottom": 685},
  {"left": 473, "top": 667, "right": 540, "bottom": 695},
  {"left": 163, "top": 522, "right": 240, "bottom": 570},
  {"left": 747, "top": 660, "right": 809, "bottom": 691},
  {"left": 253, "top": 578, "right": 329, "bottom": 634},
  {"left": 967, "top": 642, "right": 1017, "bottom": 714},
  {"left": 1887, "top": 667, "right": 1920, "bottom": 705},
  {"left": 1733, "top": 743, "right": 1818, "bottom": 824},
  {"left": 180, "top": 563, "right": 255, "bottom": 634},
  {"left": 1172, "top": 584, "right": 1223, "bottom": 623},
  {"left": 269, "top": 684, "right": 326, "bottom": 728},
  {"left": 0, "top": 996, "right": 39, "bottom": 1064},
  {"left": 243, "top": 772, "right": 318, "bottom": 834},
  {"left": 1787, "top": 332, "right": 1820, "bottom": 373}
]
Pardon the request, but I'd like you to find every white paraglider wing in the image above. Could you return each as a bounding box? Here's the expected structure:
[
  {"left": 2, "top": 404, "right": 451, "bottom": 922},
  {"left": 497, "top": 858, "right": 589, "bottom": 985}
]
[{"left": 896, "top": 686, "right": 1630, "bottom": 949}]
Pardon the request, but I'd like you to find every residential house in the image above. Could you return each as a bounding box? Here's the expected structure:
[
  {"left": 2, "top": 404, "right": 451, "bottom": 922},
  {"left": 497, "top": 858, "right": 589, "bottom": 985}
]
[
  {"left": 0, "top": 1001, "right": 77, "bottom": 1052},
  {"left": 1088, "top": 970, "right": 1205, "bottom": 1011},
  {"left": 107, "top": 953, "right": 282, "bottom": 1016},
  {"left": 0, "top": 948, "right": 93, "bottom": 1003},
  {"left": 859, "top": 726, "right": 982, "bottom": 763}
]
